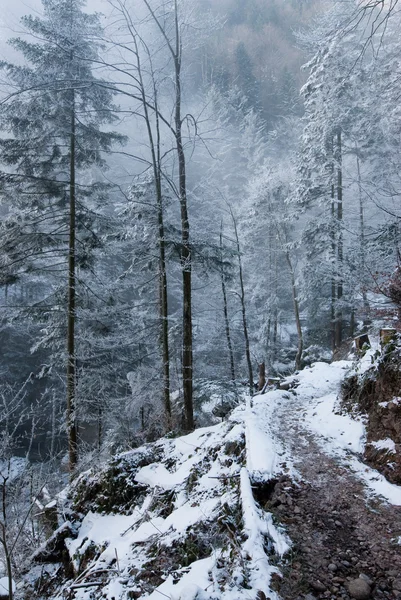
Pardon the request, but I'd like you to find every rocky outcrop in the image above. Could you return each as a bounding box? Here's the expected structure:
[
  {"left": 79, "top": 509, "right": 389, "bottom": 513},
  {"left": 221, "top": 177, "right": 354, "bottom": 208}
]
[{"left": 341, "top": 340, "right": 401, "bottom": 484}]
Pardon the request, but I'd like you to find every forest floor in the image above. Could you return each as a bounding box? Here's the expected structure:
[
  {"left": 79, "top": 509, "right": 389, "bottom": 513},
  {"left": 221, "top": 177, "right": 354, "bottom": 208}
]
[{"left": 263, "top": 364, "right": 401, "bottom": 600}]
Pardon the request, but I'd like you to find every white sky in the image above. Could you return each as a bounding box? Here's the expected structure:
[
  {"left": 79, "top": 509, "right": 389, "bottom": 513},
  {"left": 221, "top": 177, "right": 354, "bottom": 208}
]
[{"left": 0, "top": 0, "right": 112, "bottom": 61}]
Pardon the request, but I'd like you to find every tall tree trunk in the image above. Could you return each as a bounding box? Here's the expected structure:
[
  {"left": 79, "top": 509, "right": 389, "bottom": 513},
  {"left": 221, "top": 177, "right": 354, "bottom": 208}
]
[
  {"left": 67, "top": 89, "right": 77, "bottom": 473},
  {"left": 285, "top": 250, "right": 303, "bottom": 370},
  {"left": 272, "top": 247, "right": 278, "bottom": 360},
  {"left": 335, "top": 129, "right": 343, "bottom": 348},
  {"left": 159, "top": 216, "right": 171, "bottom": 423},
  {"left": 141, "top": 0, "right": 193, "bottom": 430},
  {"left": 154, "top": 102, "right": 171, "bottom": 425},
  {"left": 220, "top": 225, "right": 236, "bottom": 382},
  {"left": 135, "top": 38, "right": 171, "bottom": 424},
  {"left": 1, "top": 477, "right": 13, "bottom": 600},
  {"left": 230, "top": 208, "right": 253, "bottom": 395},
  {"left": 173, "top": 2, "right": 193, "bottom": 431},
  {"left": 330, "top": 136, "right": 337, "bottom": 351},
  {"left": 356, "top": 147, "right": 370, "bottom": 328}
]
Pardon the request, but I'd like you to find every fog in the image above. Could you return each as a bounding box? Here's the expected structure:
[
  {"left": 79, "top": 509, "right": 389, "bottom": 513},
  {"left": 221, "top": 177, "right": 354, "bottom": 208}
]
[{"left": 0, "top": 0, "right": 114, "bottom": 61}]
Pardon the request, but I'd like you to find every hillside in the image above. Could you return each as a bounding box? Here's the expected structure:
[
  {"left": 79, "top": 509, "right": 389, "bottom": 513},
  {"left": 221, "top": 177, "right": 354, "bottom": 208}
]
[{"left": 20, "top": 352, "right": 401, "bottom": 600}]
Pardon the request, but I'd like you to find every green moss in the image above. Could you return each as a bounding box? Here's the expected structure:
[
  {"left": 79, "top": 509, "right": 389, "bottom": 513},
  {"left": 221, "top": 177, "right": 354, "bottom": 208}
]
[{"left": 72, "top": 450, "right": 156, "bottom": 515}]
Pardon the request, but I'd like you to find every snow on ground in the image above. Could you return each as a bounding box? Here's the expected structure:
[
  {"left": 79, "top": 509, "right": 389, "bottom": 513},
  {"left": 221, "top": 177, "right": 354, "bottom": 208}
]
[
  {"left": 370, "top": 439, "right": 396, "bottom": 453},
  {"left": 261, "top": 361, "right": 401, "bottom": 506},
  {"left": 0, "top": 456, "right": 27, "bottom": 480},
  {"left": 53, "top": 411, "right": 287, "bottom": 600},
  {"left": 45, "top": 359, "right": 401, "bottom": 600},
  {"left": 0, "top": 578, "right": 15, "bottom": 596}
]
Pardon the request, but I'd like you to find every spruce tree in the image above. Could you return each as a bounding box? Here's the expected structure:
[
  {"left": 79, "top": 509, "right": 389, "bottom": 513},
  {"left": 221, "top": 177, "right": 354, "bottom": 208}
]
[{"left": 0, "top": 0, "right": 123, "bottom": 472}]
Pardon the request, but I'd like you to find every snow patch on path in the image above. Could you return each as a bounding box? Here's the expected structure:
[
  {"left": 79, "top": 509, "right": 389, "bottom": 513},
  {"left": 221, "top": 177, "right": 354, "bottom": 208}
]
[{"left": 260, "top": 360, "right": 401, "bottom": 506}]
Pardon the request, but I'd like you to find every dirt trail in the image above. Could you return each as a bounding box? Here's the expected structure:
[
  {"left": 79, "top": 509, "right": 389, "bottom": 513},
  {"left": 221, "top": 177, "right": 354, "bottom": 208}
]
[{"left": 266, "top": 390, "right": 401, "bottom": 600}]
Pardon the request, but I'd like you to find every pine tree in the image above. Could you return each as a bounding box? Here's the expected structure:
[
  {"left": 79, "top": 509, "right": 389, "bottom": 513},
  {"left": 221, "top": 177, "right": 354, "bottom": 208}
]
[{"left": 0, "top": 0, "right": 124, "bottom": 472}]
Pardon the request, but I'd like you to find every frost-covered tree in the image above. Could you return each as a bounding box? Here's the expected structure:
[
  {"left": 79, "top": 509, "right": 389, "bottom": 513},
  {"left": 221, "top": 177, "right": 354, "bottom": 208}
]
[
  {"left": 0, "top": 0, "right": 123, "bottom": 471},
  {"left": 298, "top": 0, "right": 401, "bottom": 347}
]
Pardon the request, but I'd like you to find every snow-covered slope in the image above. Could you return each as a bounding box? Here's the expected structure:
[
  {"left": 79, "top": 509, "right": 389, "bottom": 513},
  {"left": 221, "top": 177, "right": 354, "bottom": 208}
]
[{"left": 23, "top": 361, "right": 401, "bottom": 600}]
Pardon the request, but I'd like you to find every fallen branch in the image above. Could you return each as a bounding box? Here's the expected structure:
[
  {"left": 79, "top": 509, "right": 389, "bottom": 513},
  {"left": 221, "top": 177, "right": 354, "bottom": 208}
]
[
  {"left": 208, "top": 474, "right": 241, "bottom": 480},
  {"left": 70, "top": 582, "right": 103, "bottom": 589}
]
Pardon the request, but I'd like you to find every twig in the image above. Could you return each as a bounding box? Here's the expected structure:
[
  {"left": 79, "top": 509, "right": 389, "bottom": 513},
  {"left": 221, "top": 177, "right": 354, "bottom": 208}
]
[
  {"left": 115, "top": 548, "right": 121, "bottom": 575},
  {"left": 208, "top": 475, "right": 241, "bottom": 479},
  {"left": 70, "top": 582, "right": 103, "bottom": 589}
]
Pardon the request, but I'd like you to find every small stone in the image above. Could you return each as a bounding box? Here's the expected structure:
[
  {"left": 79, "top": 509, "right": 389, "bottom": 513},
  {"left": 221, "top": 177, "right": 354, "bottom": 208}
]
[
  {"left": 347, "top": 578, "right": 371, "bottom": 600},
  {"left": 328, "top": 564, "right": 338, "bottom": 572},
  {"left": 359, "top": 574, "right": 373, "bottom": 586},
  {"left": 305, "top": 594, "right": 317, "bottom": 600},
  {"left": 342, "top": 560, "right": 351, "bottom": 568},
  {"left": 294, "top": 506, "right": 302, "bottom": 514},
  {"left": 310, "top": 581, "right": 327, "bottom": 593},
  {"left": 393, "top": 580, "right": 401, "bottom": 592},
  {"left": 335, "top": 520, "right": 342, "bottom": 527}
]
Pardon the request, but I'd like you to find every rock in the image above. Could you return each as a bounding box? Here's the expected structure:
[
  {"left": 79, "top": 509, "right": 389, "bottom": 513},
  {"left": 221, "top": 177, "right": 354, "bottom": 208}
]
[
  {"left": 359, "top": 574, "right": 373, "bottom": 586},
  {"left": 388, "top": 569, "right": 399, "bottom": 578},
  {"left": 347, "top": 578, "right": 371, "bottom": 600},
  {"left": 31, "top": 521, "right": 76, "bottom": 563},
  {"left": 328, "top": 563, "right": 338, "bottom": 572},
  {"left": 342, "top": 560, "right": 351, "bottom": 568},
  {"left": 305, "top": 594, "right": 317, "bottom": 600},
  {"left": 310, "top": 580, "right": 327, "bottom": 592},
  {"left": 0, "top": 578, "right": 16, "bottom": 600},
  {"left": 393, "top": 580, "right": 401, "bottom": 592}
]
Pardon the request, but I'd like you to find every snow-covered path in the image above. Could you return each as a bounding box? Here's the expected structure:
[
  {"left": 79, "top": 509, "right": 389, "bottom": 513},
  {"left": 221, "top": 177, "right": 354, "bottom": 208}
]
[
  {"left": 247, "top": 361, "right": 401, "bottom": 600},
  {"left": 248, "top": 361, "right": 401, "bottom": 506}
]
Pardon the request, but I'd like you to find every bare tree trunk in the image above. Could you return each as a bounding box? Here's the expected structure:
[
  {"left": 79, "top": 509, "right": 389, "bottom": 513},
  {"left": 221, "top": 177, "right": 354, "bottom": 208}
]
[
  {"left": 132, "top": 31, "right": 171, "bottom": 424},
  {"left": 230, "top": 208, "right": 253, "bottom": 396},
  {"left": 285, "top": 250, "right": 303, "bottom": 370},
  {"left": 349, "top": 308, "right": 356, "bottom": 338},
  {"left": 220, "top": 224, "right": 236, "bottom": 382},
  {"left": 273, "top": 251, "right": 278, "bottom": 360},
  {"left": 1, "top": 477, "right": 13, "bottom": 600},
  {"left": 67, "top": 89, "right": 77, "bottom": 473},
  {"left": 330, "top": 136, "right": 337, "bottom": 351},
  {"left": 172, "top": 1, "right": 193, "bottom": 431},
  {"left": 143, "top": 0, "right": 193, "bottom": 430},
  {"left": 356, "top": 147, "right": 370, "bottom": 327},
  {"left": 97, "top": 406, "right": 102, "bottom": 451},
  {"left": 335, "top": 129, "right": 343, "bottom": 348},
  {"left": 258, "top": 362, "right": 266, "bottom": 391}
]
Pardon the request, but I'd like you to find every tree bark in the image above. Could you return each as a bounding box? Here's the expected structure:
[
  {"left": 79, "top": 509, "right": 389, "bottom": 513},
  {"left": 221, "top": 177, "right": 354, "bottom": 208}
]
[
  {"left": 67, "top": 88, "right": 78, "bottom": 473},
  {"left": 258, "top": 362, "right": 266, "bottom": 391},
  {"left": 173, "top": 1, "right": 193, "bottom": 431},
  {"left": 230, "top": 208, "right": 253, "bottom": 396},
  {"left": 330, "top": 136, "right": 337, "bottom": 351},
  {"left": 132, "top": 31, "right": 172, "bottom": 424},
  {"left": 220, "top": 225, "right": 236, "bottom": 382},
  {"left": 285, "top": 250, "right": 303, "bottom": 370},
  {"left": 1, "top": 477, "right": 13, "bottom": 600},
  {"left": 356, "top": 147, "right": 370, "bottom": 327},
  {"left": 335, "top": 129, "right": 343, "bottom": 349}
]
